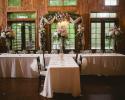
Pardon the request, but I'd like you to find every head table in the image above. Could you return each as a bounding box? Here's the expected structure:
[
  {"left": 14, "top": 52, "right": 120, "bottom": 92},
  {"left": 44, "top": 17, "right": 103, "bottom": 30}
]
[
  {"left": 0, "top": 54, "right": 39, "bottom": 78},
  {"left": 0, "top": 53, "right": 125, "bottom": 78},
  {"left": 0, "top": 54, "right": 75, "bottom": 78},
  {"left": 78, "top": 53, "right": 125, "bottom": 76}
]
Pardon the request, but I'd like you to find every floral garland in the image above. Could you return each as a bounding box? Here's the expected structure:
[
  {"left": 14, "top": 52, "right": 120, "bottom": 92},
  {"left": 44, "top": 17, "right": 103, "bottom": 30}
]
[{"left": 39, "top": 12, "right": 83, "bottom": 47}]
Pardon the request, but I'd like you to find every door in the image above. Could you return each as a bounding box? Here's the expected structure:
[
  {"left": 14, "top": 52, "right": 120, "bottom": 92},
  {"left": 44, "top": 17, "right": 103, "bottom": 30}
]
[
  {"left": 10, "top": 22, "right": 36, "bottom": 50},
  {"left": 91, "top": 20, "right": 117, "bottom": 50}
]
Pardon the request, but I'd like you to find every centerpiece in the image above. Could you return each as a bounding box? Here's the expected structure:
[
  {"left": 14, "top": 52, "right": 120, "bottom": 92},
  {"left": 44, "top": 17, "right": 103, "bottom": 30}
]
[
  {"left": 57, "top": 19, "right": 69, "bottom": 53},
  {"left": 0, "top": 26, "right": 15, "bottom": 51},
  {"left": 108, "top": 25, "right": 122, "bottom": 51}
]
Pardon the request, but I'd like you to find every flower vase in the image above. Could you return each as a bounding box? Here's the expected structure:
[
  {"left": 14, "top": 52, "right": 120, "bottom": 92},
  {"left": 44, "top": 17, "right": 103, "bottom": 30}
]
[
  {"left": 59, "top": 37, "right": 65, "bottom": 60},
  {"left": 6, "top": 39, "right": 11, "bottom": 52},
  {"left": 59, "top": 52, "right": 64, "bottom": 61},
  {"left": 60, "top": 37, "right": 65, "bottom": 53}
]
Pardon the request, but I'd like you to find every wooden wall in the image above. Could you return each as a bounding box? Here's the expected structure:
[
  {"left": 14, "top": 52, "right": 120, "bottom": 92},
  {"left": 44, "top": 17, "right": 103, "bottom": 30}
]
[
  {"left": 0, "top": 0, "right": 125, "bottom": 52},
  {"left": 0, "top": 0, "right": 5, "bottom": 28},
  {"left": 119, "top": 0, "right": 125, "bottom": 53}
]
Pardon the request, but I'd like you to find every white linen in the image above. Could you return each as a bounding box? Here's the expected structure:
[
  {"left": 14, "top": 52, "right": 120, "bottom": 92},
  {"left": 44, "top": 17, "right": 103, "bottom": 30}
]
[
  {"left": 0, "top": 53, "right": 125, "bottom": 78},
  {"left": 0, "top": 54, "right": 40, "bottom": 78},
  {"left": 79, "top": 53, "right": 125, "bottom": 76},
  {"left": 40, "top": 55, "right": 81, "bottom": 98},
  {"left": 0, "top": 54, "right": 75, "bottom": 78}
]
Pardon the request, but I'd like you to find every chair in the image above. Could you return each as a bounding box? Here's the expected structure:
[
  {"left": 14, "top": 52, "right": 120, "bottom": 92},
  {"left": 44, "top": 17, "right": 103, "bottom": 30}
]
[
  {"left": 76, "top": 55, "right": 87, "bottom": 74},
  {"left": 81, "top": 57, "right": 88, "bottom": 74},
  {"left": 37, "top": 56, "right": 46, "bottom": 92}
]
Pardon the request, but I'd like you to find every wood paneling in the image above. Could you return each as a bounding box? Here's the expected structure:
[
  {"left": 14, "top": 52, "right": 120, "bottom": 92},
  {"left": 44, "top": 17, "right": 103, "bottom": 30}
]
[
  {"left": 118, "top": 0, "right": 125, "bottom": 53},
  {"left": 0, "top": 0, "right": 6, "bottom": 28}
]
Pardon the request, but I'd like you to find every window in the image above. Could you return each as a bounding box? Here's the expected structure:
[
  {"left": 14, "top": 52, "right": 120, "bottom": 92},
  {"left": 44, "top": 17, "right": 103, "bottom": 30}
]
[
  {"left": 11, "top": 22, "right": 36, "bottom": 50},
  {"left": 105, "top": 0, "right": 118, "bottom": 6},
  {"left": 51, "top": 23, "right": 75, "bottom": 50},
  {"left": 8, "top": 0, "right": 21, "bottom": 6},
  {"left": 90, "top": 13, "right": 117, "bottom": 18},
  {"left": 90, "top": 12, "right": 117, "bottom": 50},
  {"left": 105, "top": 23, "right": 115, "bottom": 49},
  {"left": 49, "top": 0, "right": 77, "bottom": 6},
  {"left": 8, "top": 12, "right": 36, "bottom": 20},
  {"left": 91, "top": 23, "right": 101, "bottom": 49}
]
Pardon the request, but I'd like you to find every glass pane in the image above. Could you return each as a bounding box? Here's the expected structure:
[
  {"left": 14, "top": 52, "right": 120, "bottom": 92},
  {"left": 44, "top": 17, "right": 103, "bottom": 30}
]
[
  {"left": 90, "top": 13, "right": 117, "bottom": 18},
  {"left": 11, "top": 23, "right": 21, "bottom": 50},
  {"left": 97, "top": 23, "right": 101, "bottom": 28},
  {"left": 91, "top": 23, "right": 101, "bottom": 49},
  {"left": 105, "top": 22, "right": 115, "bottom": 49},
  {"left": 8, "top": 13, "right": 36, "bottom": 20},
  {"left": 90, "top": 13, "right": 96, "bottom": 18},
  {"left": 105, "top": 0, "right": 117, "bottom": 6},
  {"left": 8, "top": 0, "right": 21, "bottom": 6},
  {"left": 64, "top": 0, "right": 77, "bottom": 6},
  {"left": 110, "top": 13, "right": 117, "bottom": 18},
  {"left": 11, "top": 22, "right": 36, "bottom": 50},
  {"left": 91, "top": 23, "right": 96, "bottom": 28},
  {"left": 69, "top": 24, "right": 75, "bottom": 28},
  {"left": 96, "top": 29, "right": 101, "bottom": 33},
  {"left": 49, "top": 0, "right": 62, "bottom": 6},
  {"left": 49, "top": 0, "right": 77, "bottom": 6},
  {"left": 69, "top": 29, "right": 75, "bottom": 33},
  {"left": 69, "top": 34, "right": 75, "bottom": 38},
  {"left": 91, "top": 29, "right": 96, "bottom": 33},
  {"left": 91, "top": 34, "right": 96, "bottom": 38}
]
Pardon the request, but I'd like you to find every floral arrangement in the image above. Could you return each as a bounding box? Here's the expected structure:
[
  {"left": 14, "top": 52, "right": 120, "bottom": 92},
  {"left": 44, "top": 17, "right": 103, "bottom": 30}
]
[
  {"left": 107, "top": 25, "right": 122, "bottom": 51},
  {"left": 5, "top": 30, "right": 15, "bottom": 39},
  {"left": 57, "top": 20, "right": 69, "bottom": 38},
  {"left": 0, "top": 27, "right": 15, "bottom": 39},
  {"left": 108, "top": 26, "right": 121, "bottom": 39}
]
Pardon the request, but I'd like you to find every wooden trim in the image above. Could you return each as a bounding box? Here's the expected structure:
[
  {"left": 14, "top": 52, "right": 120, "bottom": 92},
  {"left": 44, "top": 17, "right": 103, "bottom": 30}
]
[
  {"left": 48, "top": 6, "right": 77, "bottom": 12},
  {"left": 7, "top": 19, "right": 35, "bottom": 22}
]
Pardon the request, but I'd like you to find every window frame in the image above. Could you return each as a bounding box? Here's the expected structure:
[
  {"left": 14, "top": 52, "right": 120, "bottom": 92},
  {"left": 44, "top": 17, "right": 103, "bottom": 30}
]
[
  {"left": 90, "top": 18, "right": 118, "bottom": 50},
  {"left": 48, "top": 0, "right": 78, "bottom": 6},
  {"left": 7, "top": 0, "right": 21, "bottom": 7},
  {"left": 104, "top": 0, "right": 119, "bottom": 6},
  {"left": 9, "top": 22, "right": 36, "bottom": 50},
  {"left": 51, "top": 22, "right": 76, "bottom": 51}
]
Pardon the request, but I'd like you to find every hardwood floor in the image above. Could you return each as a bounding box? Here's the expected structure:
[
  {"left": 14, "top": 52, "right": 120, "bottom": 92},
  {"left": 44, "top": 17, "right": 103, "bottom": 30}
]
[{"left": 0, "top": 76, "right": 125, "bottom": 100}]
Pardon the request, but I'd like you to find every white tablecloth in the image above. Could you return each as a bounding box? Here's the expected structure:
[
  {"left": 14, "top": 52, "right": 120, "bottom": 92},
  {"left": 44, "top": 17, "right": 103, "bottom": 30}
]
[
  {"left": 79, "top": 53, "right": 125, "bottom": 76},
  {"left": 40, "top": 54, "right": 81, "bottom": 98},
  {"left": 0, "top": 54, "right": 75, "bottom": 78},
  {"left": 0, "top": 53, "right": 125, "bottom": 78},
  {"left": 0, "top": 54, "right": 42, "bottom": 78}
]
